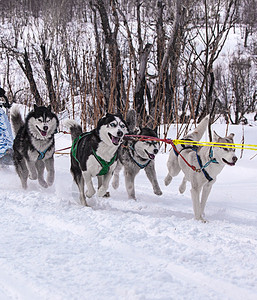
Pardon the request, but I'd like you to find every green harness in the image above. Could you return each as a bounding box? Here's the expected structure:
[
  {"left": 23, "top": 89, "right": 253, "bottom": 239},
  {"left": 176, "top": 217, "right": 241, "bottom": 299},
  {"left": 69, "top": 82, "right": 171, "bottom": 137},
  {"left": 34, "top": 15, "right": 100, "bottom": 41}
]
[{"left": 71, "top": 132, "right": 117, "bottom": 176}]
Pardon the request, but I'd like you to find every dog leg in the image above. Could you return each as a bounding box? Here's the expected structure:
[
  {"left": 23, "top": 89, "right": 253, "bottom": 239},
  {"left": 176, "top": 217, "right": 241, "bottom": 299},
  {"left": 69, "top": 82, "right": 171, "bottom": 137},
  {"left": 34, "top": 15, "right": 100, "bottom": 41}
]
[
  {"left": 200, "top": 181, "right": 214, "bottom": 220},
  {"left": 97, "top": 176, "right": 110, "bottom": 197},
  {"left": 26, "top": 160, "right": 38, "bottom": 180},
  {"left": 84, "top": 173, "right": 96, "bottom": 198},
  {"left": 124, "top": 169, "right": 136, "bottom": 199},
  {"left": 35, "top": 160, "right": 48, "bottom": 188},
  {"left": 190, "top": 185, "right": 203, "bottom": 221},
  {"left": 77, "top": 175, "right": 87, "bottom": 206},
  {"left": 112, "top": 160, "right": 122, "bottom": 190},
  {"left": 145, "top": 164, "right": 162, "bottom": 196},
  {"left": 179, "top": 176, "right": 187, "bottom": 194},
  {"left": 15, "top": 158, "right": 29, "bottom": 189},
  {"left": 45, "top": 157, "right": 55, "bottom": 186},
  {"left": 164, "top": 173, "right": 173, "bottom": 186},
  {"left": 97, "top": 172, "right": 112, "bottom": 197},
  {"left": 165, "top": 151, "right": 181, "bottom": 186},
  {"left": 71, "top": 167, "right": 87, "bottom": 206}
]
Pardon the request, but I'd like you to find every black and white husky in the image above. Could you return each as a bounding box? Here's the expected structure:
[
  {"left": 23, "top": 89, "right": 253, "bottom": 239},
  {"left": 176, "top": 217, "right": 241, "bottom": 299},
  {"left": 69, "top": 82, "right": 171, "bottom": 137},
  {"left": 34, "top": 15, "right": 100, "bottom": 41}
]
[
  {"left": 64, "top": 113, "right": 128, "bottom": 206},
  {"left": 11, "top": 104, "right": 59, "bottom": 189},
  {"left": 164, "top": 115, "right": 238, "bottom": 222},
  {"left": 112, "top": 110, "right": 162, "bottom": 199}
]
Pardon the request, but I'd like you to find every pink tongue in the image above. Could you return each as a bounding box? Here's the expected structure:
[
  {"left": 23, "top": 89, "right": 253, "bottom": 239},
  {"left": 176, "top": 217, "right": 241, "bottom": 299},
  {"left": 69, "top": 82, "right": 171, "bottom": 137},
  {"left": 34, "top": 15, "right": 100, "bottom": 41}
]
[
  {"left": 149, "top": 153, "right": 155, "bottom": 160},
  {"left": 41, "top": 131, "right": 47, "bottom": 136},
  {"left": 112, "top": 136, "right": 120, "bottom": 144}
]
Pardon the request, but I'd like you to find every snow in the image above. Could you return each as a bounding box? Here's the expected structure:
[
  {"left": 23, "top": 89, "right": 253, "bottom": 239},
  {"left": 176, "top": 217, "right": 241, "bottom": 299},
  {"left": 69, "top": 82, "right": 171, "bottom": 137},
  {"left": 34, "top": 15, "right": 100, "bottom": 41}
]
[{"left": 1, "top": 121, "right": 257, "bottom": 300}]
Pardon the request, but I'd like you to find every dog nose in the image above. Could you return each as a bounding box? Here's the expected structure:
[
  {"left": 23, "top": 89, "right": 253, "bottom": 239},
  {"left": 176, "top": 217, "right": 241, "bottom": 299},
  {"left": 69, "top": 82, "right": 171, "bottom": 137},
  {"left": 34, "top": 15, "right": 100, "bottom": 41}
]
[
  {"left": 232, "top": 156, "right": 238, "bottom": 163},
  {"left": 117, "top": 130, "right": 123, "bottom": 137},
  {"left": 153, "top": 149, "right": 158, "bottom": 154},
  {"left": 43, "top": 126, "right": 48, "bottom": 131}
]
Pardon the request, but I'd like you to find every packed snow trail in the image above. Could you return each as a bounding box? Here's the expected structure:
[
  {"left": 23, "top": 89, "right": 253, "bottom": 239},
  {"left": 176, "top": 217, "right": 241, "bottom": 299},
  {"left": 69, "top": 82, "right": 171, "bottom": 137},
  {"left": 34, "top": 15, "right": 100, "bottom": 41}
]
[{"left": 0, "top": 125, "right": 257, "bottom": 300}]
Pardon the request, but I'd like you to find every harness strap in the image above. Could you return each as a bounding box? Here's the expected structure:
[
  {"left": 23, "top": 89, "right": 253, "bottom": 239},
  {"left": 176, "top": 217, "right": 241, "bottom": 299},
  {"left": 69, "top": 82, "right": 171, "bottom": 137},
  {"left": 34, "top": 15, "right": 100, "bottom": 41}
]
[
  {"left": 71, "top": 132, "right": 91, "bottom": 164},
  {"left": 92, "top": 148, "right": 117, "bottom": 176},
  {"left": 37, "top": 148, "right": 49, "bottom": 160},
  {"left": 194, "top": 147, "right": 219, "bottom": 182},
  {"left": 71, "top": 131, "right": 117, "bottom": 175},
  {"left": 128, "top": 145, "right": 151, "bottom": 169}
]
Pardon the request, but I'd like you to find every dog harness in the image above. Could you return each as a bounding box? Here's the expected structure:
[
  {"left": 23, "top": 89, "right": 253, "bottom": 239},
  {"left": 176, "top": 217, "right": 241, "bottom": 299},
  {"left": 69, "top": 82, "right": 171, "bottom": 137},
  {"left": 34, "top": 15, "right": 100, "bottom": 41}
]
[
  {"left": 173, "top": 142, "right": 218, "bottom": 181},
  {"left": 128, "top": 145, "right": 151, "bottom": 169},
  {"left": 37, "top": 148, "right": 49, "bottom": 160},
  {"left": 71, "top": 132, "right": 117, "bottom": 176},
  {"left": 92, "top": 149, "right": 117, "bottom": 176}
]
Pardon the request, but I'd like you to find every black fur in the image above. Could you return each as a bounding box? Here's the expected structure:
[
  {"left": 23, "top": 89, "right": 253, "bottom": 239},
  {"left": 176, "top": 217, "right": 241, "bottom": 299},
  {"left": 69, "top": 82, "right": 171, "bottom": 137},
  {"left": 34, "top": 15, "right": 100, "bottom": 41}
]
[
  {"left": 67, "top": 112, "right": 128, "bottom": 205},
  {"left": 11, "top": 105, "right": 59, "bottom": 189}
]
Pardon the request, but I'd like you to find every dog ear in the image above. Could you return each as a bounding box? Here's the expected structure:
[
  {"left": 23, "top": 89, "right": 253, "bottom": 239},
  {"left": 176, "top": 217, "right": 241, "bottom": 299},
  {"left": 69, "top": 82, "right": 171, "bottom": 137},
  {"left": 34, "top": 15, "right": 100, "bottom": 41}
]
[
  {"left": 105, "top": 112, "right": 112, "bottom": 118},
  {"left": 34, "top": 104, "right": 38, "bottom": 111},
  {"left": 227, "top": 133, "right": 234, "bottom": 141},
  {"left": 212, "top": 131, "right": 221, "bottom": 142}
]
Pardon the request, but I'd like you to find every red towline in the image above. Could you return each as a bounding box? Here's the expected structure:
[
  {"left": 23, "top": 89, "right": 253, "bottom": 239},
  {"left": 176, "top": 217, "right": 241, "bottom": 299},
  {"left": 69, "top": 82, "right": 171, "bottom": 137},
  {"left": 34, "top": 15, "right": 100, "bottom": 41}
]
[
  {"left": 55, "top": 133, "right": 198, "bottom": 172},
  {"left": 124, "top": 135, "right": 198, "bottom": 172}
]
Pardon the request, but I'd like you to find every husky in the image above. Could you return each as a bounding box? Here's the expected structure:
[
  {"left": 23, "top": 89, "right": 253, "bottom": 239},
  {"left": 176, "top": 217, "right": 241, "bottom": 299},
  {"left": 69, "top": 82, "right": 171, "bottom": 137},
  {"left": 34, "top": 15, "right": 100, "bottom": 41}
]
[
  {"left": 11, "top": 104, "right": 59, "bottom": 189},
  {"left": 112, "top": 110, "right": 162, "bottom": 199},
  {"left": 64, "top": 113, "right": 128, "bottom": 206},
  {"left": 164, "top": 115, "right": 237, "bottom": 222}
]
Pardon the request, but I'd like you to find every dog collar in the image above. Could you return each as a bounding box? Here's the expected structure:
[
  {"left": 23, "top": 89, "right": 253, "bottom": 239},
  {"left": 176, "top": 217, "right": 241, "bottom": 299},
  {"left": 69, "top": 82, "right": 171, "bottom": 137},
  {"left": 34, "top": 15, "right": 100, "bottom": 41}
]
[{"left": 92, "top": 148, "right": 117, "bottom": 176}]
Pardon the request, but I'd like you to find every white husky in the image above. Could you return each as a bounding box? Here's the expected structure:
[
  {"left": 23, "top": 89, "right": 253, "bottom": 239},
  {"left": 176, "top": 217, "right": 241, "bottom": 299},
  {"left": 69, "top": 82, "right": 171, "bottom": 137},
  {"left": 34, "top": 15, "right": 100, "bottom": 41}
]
[{"left": 164, "top": 116, "right": 237, "bottom": 222}]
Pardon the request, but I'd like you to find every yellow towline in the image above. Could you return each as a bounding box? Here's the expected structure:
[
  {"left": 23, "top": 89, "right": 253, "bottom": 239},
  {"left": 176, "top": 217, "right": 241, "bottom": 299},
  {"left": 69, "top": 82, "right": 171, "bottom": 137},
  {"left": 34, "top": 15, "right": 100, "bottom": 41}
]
[{"left": 173, "top": 139, "right": 257, "bottom": 151}]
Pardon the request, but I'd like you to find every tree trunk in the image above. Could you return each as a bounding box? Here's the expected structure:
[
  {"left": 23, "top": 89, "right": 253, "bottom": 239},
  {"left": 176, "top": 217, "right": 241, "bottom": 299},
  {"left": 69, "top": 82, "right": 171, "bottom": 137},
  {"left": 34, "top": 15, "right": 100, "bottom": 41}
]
[
  {"left": 41, "top": 44, "right": 58, "bottom": 112},
  {"left": 17, "top": 48, "right": 42, "bottom": 106}
]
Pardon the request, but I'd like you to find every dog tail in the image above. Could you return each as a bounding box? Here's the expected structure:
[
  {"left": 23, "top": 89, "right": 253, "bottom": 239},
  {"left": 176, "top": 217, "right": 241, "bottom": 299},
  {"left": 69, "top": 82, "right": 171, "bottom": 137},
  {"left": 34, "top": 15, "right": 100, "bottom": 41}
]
[
  {"left": 184, "top": 114, "right": 210, "bottom": 141},
  {"left": 10, "top": 105, "right": 24, "bottom": 136},
  {"left": 63, "top": 119, "right": 82, "bottom": 142},
  {"left": 126, "top": 109, "right": 137, "bottom": 133}
]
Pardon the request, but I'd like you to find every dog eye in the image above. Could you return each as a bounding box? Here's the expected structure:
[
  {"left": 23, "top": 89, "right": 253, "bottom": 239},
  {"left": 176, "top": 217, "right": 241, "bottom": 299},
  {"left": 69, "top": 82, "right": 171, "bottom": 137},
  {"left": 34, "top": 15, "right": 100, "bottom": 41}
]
[
  {"left": 110, "top": 123, "right": 116, "bottom": 128},
  {"left": 120, "top": 123, "right": 125, "bottom": 128},
  {"left": 38, "top": 119, "right": 43, "bottom": 123}
]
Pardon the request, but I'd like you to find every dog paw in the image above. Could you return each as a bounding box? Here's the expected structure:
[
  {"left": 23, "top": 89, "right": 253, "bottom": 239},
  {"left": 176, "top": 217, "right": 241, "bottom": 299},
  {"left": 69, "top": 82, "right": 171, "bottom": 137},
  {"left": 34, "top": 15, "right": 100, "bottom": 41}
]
[
  {"left": 38, "top": 179, "right": 48, "bottom": 188},
  {"left": 154, "top": 189, "right": 162, "bottom": 196},
  {"left": 21, "top": 181, "right": 28, "bottom": 189},
  {"left": 29, "top": 173, "right": 37, "bottom": 180},
  {"left": 47, "top": 176, "right": 55, "bottom": 186},
  {"left": 112, "top": 179, "right": 119, "bottom": 190},
  {"left": 164, "top": 174, "right": 172, "bottom": 186},
  {"left": 86, "top": 189, "right": 95, "bottom": 198},
  {"left": 80, "top": 196, "right": 88, "bottom": 206},
  {"left": 97, "top": 187, "right": 107, "bottom": 197}
]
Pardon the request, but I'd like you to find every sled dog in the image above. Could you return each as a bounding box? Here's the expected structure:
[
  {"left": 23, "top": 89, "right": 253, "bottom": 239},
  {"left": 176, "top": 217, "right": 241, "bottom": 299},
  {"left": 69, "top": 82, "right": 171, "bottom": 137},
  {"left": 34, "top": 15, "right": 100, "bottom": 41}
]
[
  {"left": 164, "top": 115, "right": 237, "bottom": 222},
  {"left": 64, "top": 113, "right": 128, "bottom": 206},
  {"left": 112, "top": 110, "right": 162, "bottom": 199},
  {"left": 11, "top": 104, "right": 59, "bottom": 189}
]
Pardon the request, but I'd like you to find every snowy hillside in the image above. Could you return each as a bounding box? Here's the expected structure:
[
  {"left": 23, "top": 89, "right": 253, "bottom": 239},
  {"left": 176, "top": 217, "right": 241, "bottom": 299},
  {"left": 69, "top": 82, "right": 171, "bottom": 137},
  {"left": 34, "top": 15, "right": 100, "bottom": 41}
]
[{"left": 0, "top": 121, "right": 257, "bottom": 300}]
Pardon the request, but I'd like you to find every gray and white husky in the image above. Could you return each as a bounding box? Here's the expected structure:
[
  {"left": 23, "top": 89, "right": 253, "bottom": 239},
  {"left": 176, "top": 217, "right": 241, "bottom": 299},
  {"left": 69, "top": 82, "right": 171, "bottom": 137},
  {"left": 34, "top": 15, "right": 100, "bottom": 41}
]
[
  {"left": 164, "top": 115, "right": 237, "bottom": 222},
  {"left": 64, "top": 113, "right": 128, "bottom": 206},
  {"left": 112, "top": 110, "right": 162, "bottom": 199},
  {"left": 11, "top": 104, "right": 59, "bottom": 189}
]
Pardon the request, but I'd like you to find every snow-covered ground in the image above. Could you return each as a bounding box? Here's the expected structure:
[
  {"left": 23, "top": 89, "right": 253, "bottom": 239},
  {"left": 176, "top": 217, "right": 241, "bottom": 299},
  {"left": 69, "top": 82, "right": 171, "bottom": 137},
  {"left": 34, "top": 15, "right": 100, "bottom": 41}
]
[{"left": 0, "top": 120, "right": 257, "bottom": 300}]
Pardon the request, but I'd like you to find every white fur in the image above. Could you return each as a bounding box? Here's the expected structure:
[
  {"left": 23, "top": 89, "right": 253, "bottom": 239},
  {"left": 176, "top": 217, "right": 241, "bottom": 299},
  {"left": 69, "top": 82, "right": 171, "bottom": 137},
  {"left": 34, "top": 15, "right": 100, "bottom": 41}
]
[{"left": 165, "top": 116, "right": 237, "bottom": 222}]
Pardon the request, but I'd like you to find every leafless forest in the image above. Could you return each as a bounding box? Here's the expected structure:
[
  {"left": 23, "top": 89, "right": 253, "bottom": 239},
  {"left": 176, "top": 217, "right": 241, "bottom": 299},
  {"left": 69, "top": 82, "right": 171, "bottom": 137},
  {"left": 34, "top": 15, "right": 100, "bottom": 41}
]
[{"left": 0, "top": 0, "right": 256, "bottom": 130}]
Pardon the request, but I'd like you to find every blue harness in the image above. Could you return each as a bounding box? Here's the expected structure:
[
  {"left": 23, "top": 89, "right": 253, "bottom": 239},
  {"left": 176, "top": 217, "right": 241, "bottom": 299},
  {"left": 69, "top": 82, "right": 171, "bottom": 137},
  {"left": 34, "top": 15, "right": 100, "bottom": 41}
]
[
  {"left": 129, "top": 145, "right": 151, "bottom": 169},
  {"left": 37, "top": 148, "right": 49, "bottom": 160},
  {"left": 174, "top": 143, "right": 219, "bottom": 181}
]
